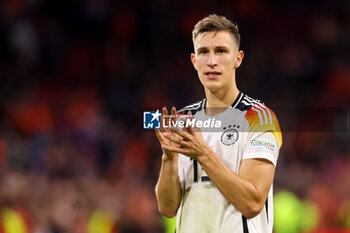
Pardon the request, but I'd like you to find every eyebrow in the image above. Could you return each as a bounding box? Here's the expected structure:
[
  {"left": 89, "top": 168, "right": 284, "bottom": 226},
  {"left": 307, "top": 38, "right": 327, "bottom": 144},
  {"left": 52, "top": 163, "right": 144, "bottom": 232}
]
[{"left": 197, "top": 46, "right": 230, "bottom": 52}]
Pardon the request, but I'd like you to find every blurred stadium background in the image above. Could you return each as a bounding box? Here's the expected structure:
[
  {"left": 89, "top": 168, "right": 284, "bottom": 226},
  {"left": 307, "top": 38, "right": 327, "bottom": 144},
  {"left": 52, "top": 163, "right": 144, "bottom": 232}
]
[{"left": 0, "top": 0, "right": 349, "bottom": 232}]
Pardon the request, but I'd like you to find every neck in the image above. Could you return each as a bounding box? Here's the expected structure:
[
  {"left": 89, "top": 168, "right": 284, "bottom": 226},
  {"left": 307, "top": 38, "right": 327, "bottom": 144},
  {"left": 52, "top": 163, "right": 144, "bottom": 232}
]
[{"left": 204, "top": 84, "right": 240, "bottom": 115}]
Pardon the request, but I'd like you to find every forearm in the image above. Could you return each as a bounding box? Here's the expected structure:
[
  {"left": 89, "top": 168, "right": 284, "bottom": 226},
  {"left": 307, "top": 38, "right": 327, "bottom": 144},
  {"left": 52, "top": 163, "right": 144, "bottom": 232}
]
[
  {"left": 159, "top": 124, "right": 274, "bottom": 218},
  {"left": 155, "top": 154, "right": 182, "bottom": 218},
  {"left": 198, "top": 150, "right": 268, "bottom": 218}
]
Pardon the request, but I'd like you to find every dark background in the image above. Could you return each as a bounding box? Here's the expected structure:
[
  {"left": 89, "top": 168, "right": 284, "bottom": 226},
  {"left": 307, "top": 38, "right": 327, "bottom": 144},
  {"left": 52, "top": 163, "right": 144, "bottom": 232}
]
[{"left": 0, "top": 0, "right": 349, "bottom": 232}]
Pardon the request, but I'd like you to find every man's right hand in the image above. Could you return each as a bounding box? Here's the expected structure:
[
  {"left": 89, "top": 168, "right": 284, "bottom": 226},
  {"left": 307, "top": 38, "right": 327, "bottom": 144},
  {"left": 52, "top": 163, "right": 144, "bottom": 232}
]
[{"left": 155, "top": 107, "right": 180, "bottom": 161}]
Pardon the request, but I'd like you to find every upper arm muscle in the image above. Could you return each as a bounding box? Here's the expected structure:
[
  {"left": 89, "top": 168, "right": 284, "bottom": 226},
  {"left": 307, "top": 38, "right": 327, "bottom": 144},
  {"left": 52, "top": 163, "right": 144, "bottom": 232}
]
[{"left": 238, "top": 158, "right": 275, "bottom": 201}]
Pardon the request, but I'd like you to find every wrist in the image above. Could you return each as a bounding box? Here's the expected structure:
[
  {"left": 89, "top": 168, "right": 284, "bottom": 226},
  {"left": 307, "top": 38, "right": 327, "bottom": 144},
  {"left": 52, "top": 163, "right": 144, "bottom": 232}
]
[
  {"left": 197, "top": 145, "right": 213, "bottom": 164},
  {"left": 162, "top": 153, "right": 178, "bottom": 162}
]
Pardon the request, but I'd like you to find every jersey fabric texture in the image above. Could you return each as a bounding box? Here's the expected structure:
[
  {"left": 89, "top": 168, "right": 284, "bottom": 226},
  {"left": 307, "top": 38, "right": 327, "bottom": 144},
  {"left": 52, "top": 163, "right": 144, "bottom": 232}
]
[{"left": 175, "top": 92, "right": 282, "bottom": 233}]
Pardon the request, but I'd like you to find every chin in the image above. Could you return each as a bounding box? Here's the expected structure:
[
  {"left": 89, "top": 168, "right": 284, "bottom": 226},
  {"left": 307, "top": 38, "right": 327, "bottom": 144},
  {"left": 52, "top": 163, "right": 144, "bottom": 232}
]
[
  {"left": 204, "top": 83, "right": 222, "bottom": 92},
  {"left": 199, "top": 78, "right": 222, "bottom": 92}
]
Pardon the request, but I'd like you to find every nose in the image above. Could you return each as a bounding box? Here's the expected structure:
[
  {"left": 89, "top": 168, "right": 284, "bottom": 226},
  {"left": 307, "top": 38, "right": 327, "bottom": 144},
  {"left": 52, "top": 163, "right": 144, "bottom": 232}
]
[{"left": 207, "top": 52, "right": 217, "bottom": 67}]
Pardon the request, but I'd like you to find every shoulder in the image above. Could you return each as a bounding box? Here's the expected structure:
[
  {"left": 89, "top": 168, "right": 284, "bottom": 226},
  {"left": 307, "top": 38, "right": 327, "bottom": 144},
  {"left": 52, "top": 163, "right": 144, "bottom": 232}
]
[
  {"left": 177, "top": 99, "right": 205, "bottom": 116},
  {"left": 238, "top": 93, "right": 282, "bottom": 146},
  {"left": 235, "top": 93, "right": 275, "bottom": 124},
  {"left": 236, "top": 93, "right": 280, "bottom": 131},
  {"left": 235, "top": 93, "right": 265, "bottom": 112}
]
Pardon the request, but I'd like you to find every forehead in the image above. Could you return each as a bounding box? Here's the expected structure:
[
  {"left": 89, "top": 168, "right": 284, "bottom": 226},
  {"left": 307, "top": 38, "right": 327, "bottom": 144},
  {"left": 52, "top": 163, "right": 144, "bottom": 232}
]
[{"left": 194, "top": 31, "right": 237, "bottom": 50}]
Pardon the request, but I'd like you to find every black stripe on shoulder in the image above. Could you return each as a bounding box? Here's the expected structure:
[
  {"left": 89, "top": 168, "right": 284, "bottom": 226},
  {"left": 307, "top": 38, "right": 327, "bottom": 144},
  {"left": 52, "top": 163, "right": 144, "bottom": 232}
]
[
  {"left": 178, "top": 99, "right": 204, "bottom": 115},
  {"left": 231, "top": 92, "right": 243, "bottom": 108},
  {"left": 235, "top": 93, "right": 264, "bottom": 112}
]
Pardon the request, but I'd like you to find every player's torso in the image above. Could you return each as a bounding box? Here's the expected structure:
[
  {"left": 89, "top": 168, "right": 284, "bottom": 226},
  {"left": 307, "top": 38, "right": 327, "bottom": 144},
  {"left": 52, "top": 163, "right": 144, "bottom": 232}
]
[{"left": 177, "top": 107, "right": 249, "bottom": 233}]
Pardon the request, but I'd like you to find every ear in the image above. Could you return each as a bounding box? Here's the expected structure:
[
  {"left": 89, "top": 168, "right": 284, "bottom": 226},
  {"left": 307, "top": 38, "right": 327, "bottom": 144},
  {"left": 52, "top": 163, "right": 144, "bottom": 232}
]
[
  {"left": 191, "top": 53, "right": 197, "bottom": 70},
  {"left": 234, "top": 50, "right": 244, "bottom": 69}
]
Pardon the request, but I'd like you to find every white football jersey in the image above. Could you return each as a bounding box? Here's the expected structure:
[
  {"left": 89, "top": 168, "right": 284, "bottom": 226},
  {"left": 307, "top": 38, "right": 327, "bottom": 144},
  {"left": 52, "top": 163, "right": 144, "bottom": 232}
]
[{"left": 175, "top": 92, "right": 282, "bottom": 233}]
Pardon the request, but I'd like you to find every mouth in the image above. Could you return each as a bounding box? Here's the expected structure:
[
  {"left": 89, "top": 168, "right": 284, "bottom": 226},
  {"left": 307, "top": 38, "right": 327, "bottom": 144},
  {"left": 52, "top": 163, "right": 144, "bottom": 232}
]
[{"left": 204, "top": 71, "right": 221, "bottom": 79}]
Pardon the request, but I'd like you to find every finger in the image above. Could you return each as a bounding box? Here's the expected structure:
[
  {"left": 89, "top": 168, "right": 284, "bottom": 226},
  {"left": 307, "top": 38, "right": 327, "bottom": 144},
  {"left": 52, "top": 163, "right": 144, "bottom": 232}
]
[
  {"left": 162, "top": 107, "right": 168, "bottom": 116},
  {"left": 185, "top": 112, "right": 201, "bottom": 133},
  {"left": 162, "top": 107, "right": 168, "bottom": 121},
  {"left": 155, "top": 129, "right": 165, "bottom": 143},
  {"left": 163, "top": 132, "right": 188, "bottom": 147},
  {"left": 170, "top": 126, "right": 192, "bottom": 141},
  {"left": 161, "top": 144, "right": 189, "bottom": 154},
  {"left": 171, "top": 107, "right": 177, "bottom": 119},
  {"left": 162, "top": 107, "right": 169, "bottom": 131},
  {"left": 183, "top": 113, "right": 193, "bottom": 133},
  {"left": 171, "top": 107, "right": 177, "bottom": 125},
  {"left": 181, "top": 112, "right": 194, "bottom": 133},
  {"left": 156, "top": 130, "right": 182, "bottom": 151}
]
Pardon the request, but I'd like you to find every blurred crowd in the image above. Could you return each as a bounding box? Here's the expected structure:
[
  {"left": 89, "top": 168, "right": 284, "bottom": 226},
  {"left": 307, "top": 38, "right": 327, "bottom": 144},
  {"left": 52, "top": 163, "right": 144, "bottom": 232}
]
[{"left": 0, "top": 0, "right": 349, "bottom": 233}]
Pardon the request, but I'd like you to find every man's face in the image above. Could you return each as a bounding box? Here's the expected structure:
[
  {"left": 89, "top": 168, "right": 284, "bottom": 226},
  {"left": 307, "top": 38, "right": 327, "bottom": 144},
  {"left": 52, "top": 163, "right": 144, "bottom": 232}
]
[{"left": 191, "top": 31, "right": 243, "bottom": 92}]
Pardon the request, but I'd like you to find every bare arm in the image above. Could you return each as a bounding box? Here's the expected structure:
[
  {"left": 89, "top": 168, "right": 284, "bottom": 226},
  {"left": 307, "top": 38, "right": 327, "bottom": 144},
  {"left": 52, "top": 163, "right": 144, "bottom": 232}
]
[
  {"left": 198, "top": 151, "right": 275, "bottom": 218},
  {"left": 155, "top": 107, "right": 182, "bottom": 218},
  {"left": 162, "top": 123, "right": 275, "bottom": 219},
  {"left": 155, "top": 153, "right": 182, "bottom": 218}
]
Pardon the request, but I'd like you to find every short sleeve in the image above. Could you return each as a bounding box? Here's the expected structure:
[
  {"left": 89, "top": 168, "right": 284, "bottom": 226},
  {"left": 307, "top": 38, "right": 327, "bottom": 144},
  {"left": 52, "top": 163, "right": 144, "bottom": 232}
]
[{"left": 243, "top": 106, "right": 282, "bottom": 166}]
